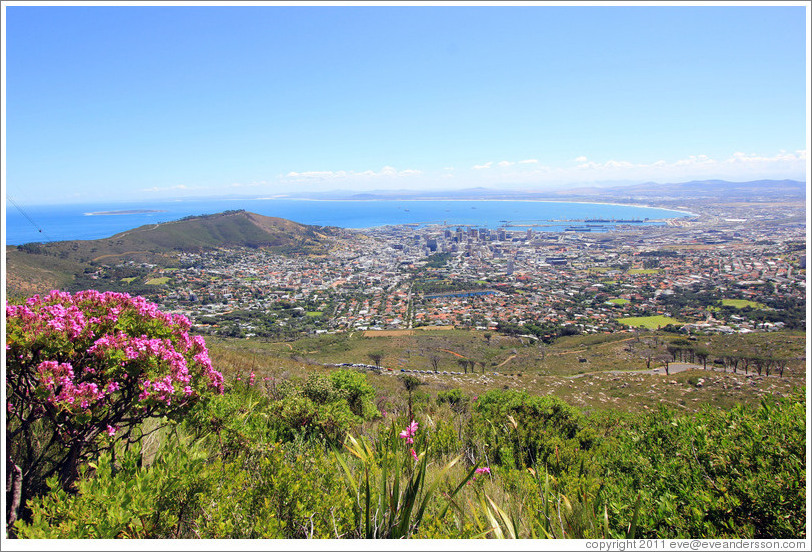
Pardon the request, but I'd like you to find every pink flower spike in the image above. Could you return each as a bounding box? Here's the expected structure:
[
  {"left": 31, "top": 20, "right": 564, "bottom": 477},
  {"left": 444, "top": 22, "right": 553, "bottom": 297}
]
[
  {"left": 106, "top": 425, "right": 117, "bottom": 437},
  {"left": 475, "top": 467, "right": 491, "bottom": 475},
  {"left": 410, "top": 448, "right": 418, "bottom": 461},
  {"left": 399, "top": 420, "right": 419, "bottom": 444}
]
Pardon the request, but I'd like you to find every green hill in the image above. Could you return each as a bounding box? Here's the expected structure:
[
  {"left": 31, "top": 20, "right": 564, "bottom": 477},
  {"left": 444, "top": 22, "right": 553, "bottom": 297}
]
[{"left": 6, "top": 210, "right": 336, "bottom": 296}]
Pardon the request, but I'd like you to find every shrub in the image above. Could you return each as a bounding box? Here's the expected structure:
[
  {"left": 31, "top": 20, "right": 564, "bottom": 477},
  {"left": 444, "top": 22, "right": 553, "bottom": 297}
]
[
  {"left": 329, "top": 369, "right": 377, "bottom": 420},
  {"left": 472, "top": 389, "right": 587, "bottom": 471},
  {"left": 437, "top": 388, "right": 469, "bottom": 412},
  {"left": 14, "top": 436, "right": 215, "bottom": 538},
  {"left": 600, "top": 393, "right": 806, "bottom": 538},
  {"left": 6, "top": 290, "right": 224, "bottom": 526}
]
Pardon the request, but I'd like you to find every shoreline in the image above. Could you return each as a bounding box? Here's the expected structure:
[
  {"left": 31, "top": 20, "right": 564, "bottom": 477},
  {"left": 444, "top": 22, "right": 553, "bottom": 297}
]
[
  {"left": 253, "top": 197, "right": 698, "bottom": 217},
  {"left": 84, "top": 209, "right": 167, "bottom": 216},
  {"left": 9, "top": 199, "right": 700, "bottom": 245}
]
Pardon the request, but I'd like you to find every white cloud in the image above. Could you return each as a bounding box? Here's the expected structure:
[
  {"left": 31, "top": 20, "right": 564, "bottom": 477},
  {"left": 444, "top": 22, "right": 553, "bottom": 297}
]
[
  {"left": 284, "top": 166, "right": 423, "bottom": 182},
  {"left": 141, "top": 184, "right": 190, "bottom": 192},
  {"left": 519, "top": 159, "right": 539, "bottom": 164},
  {"left": 604, "top": 160, "right": 634, "bottom": 168},
  {"left": 457, "top": 150, "right": 805, "bottom": 188}
]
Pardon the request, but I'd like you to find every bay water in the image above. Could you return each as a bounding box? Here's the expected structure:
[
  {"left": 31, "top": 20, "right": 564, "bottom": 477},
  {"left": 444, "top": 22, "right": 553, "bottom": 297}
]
[{"left": 4, "top": 197, "right": 692, "bottom": 246}]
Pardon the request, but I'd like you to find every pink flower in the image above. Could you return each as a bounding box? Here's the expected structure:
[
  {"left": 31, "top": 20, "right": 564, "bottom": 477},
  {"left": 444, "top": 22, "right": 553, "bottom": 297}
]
[
  {"left": 398, "top": 420, "right": 419, "bottom": 444},
  {"left": 410, "top": 448, "right": 418, "bottom": 461},
  {"left": 471, "top": 466, "right": 492, "bottom": 482},
  {"left": 8, "top": 290, "right": 226, "bottom": 427},
  {"left": 106, "top": 425, "right": 117, "bottom": 437}
]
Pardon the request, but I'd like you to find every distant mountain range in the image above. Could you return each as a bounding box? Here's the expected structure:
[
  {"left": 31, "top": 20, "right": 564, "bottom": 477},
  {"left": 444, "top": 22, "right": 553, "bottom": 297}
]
[
  {"left": 560, "top": 179, "right": 806, "bottom": 200},
  {"left": 265, "top": 179, "right": 806, "bottom": 202}
]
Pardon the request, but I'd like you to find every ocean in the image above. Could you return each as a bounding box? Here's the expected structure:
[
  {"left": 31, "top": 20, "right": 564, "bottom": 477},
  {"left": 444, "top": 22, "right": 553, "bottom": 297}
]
[{"left": 4, "top": 198, "right": 693, "bottom": 246}]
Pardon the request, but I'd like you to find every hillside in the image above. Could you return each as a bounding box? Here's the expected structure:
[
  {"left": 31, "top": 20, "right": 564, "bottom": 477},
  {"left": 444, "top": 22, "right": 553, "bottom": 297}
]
[{"left": 6, "top": 210, "right": 336, "bottom": 296}]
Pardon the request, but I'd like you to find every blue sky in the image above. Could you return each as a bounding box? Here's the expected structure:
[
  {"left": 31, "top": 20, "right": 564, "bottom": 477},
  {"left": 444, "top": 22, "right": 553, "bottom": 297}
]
[{"left": 3, "top": 3, "right": 809, "bottom": 204}]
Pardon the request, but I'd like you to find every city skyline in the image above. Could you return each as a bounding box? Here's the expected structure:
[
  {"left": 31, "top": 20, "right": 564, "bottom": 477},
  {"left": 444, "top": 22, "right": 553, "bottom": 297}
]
[{"left": 3, "top": 2, "right": 809, "bottom": 205}]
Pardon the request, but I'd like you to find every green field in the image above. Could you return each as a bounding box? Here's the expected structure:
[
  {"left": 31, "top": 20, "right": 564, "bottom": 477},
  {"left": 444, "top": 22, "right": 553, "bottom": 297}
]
[
  {"left": 145, "top": 277, "right": 170, "bottom": 285},
  {"left": 306, "top": 311, "right": 323, "bottom": 317},
  {"left": 617, "top": 315, "right": 679, "bottom": 329},
  {"left": 121, "top": 277, "right": 138, "bottom": 284},
  {"left": 627, "top": 268, "right": 661, "bottom": 275},
  {"left": 607, "top": 298, "right": 630, "bottom": 305},
  {"left": 720, "top": 299, "right": 768, "bottom": 309}
]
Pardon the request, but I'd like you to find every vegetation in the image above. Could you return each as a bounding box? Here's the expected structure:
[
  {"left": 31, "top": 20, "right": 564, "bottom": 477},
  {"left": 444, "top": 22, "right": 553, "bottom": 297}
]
[
  {"left": 6, "top": 291, "right": 225, "bottom": 529},
  {"left": 719, "top": 299, "right": 768, "bottom": 309},
  {"left": 6, "top": 211, "right": 336, "bottom": 296},
  {"left": 617, "top": 315, "right": 681, "bottom": 330},
  {"left": 5, "top": 293, "right": 806, "bottom": 540}
]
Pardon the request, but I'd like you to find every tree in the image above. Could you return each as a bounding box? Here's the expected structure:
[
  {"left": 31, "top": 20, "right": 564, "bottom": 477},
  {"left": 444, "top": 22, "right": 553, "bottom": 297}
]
[
  {"left": 368, "top": 351, "right": 384, "bottom": 369},
  {"left": 457, "top": 358, "right": 469, "bottom": 374},
  {"left": 6, "top": 290, "right": 225, "bottom": 529},
  {"left": 484, "top": 332, "right": 492, "bottom": 345},
  {"left": 635, "top": 337, "right": 660, "bottom": 370},
  {"left": 429, "top": 355, "right": 441, "bottom": 372},
  {"left": 537, "top": 341, "right": 547, "bottom": 362},
  {"left": 399, "top": 375, "right": 425, "bottom": 421},
  {"left": 656, "top": 353, "right": 672, "bottom": 375},
  {"left": 694, "top": 347, "right": 710, "bottom": 370}
]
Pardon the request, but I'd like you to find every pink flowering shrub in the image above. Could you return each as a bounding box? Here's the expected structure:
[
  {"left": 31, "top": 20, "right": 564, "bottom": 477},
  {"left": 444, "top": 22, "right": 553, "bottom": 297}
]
[{"left": 6, "top": 290, "right": 224, "bottom": 507}]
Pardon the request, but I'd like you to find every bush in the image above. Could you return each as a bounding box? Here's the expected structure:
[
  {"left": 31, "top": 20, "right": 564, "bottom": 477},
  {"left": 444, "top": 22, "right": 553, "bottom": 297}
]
[
  {"left": 14, "top": 436, "right": 215, "bottom": 538},
  {"left": 472, "top": 390, "right": 588, "bottom": 472},
  {"left": 329, "top": 369, "right": 377, "bottom": 420},
  {"left": 600, "top": 393, "right": 806, "bottom": 538},
  {"left": 437, "top": 388, "right": 469, "bottom": 412},
  {"left": 6, "top": 290, "right": 224, "bottom": 527}
]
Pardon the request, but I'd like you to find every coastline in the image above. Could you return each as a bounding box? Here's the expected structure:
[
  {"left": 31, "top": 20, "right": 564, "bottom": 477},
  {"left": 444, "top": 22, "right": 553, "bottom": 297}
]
[
  {"left": 84, "top": 209, "right": 167, "bottom": 216},
  {"left": 254, "top": 197, "right": 697, "bottom": 217},
  {"left": 8, "top": 198, "right": 696, "bottom": 245}
]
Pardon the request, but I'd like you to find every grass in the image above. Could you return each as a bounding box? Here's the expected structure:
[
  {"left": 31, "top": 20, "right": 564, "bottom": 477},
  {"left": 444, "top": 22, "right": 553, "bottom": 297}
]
[
  {"left": 215, "top": 328, "right": 806, "bottom": 385},
  {"left": 145, "top": 277, "right": 170, "bottom": 285},
  {"left": 121, "top": 277, "right": 138, "bottom": 284},
  {"left": 719, "top": 299, "right": 768, "bottom": 309},
  {"left": 5, "top": 247, "right": 85, "bottom": 298},
  {"left": 627, "top": 268, "right": 661, "bottom": 275},
  {"left": 306, "top": 311, "right": 323, "bottom": 317},
  {"left": 204, "top": 329, "right": 806, "bottom": 417},
  {"left": 617, "top": 315, "right": 679, "bottom": 329},
  {"left": 607, "top": 298, "right": 630, "bottom": 305}
]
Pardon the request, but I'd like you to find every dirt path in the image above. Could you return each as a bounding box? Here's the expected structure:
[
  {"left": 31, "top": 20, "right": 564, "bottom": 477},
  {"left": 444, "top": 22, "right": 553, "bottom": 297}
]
[
  {"left": 439, "top": 348, "right": 466, "bottom": 358},
  {"left": 568, "top": 362, "right": 702, "bottom": 379},
  {"left": 92, "top": 250, "right": 150, "bottom": 262},
  {"left": 496, "top": 354, "right": 517, "bottom": 368}
]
